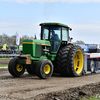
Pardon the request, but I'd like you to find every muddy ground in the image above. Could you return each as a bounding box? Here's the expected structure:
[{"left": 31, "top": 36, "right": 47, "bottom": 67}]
[
  {"left": 0, "top": 60, "right": 10, "bottom": 64},
  {"left": 1, "top": 60, "right": 100, "bottom": 100},
  {"left": 0, "top": 69, "right": 100, "bottom": 100}
]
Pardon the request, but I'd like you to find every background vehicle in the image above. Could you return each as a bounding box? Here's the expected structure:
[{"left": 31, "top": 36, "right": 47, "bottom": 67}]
[
  {"left": 0, "top": 45, "right": 22, "bottom": 54},
  {"left": 9, "top": 45, "right": 23, "bottom": 54}
]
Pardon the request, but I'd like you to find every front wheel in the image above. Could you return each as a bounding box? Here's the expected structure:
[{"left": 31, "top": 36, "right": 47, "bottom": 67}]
[
  {"left": 35, "top": 59, "right": 53, "bottom": 79},
  {"left": 8, "top": 57, "right": 25, "bottom": 77}
]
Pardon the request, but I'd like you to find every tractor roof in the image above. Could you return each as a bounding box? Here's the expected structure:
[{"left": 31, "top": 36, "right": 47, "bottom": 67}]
[{"left": 40, "top": 22, "right": 69, "bottom": 28}]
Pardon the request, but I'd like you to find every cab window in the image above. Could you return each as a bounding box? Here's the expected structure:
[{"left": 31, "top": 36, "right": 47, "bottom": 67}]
[
  {"left": 50, "top": 27, "right": 61, "bottom": 40},
  {"left": 42, "top": 27, "right": 49, "bottom": 40},
  {"left": 62, "top": 27, "right": 69, "bottom": 41}
]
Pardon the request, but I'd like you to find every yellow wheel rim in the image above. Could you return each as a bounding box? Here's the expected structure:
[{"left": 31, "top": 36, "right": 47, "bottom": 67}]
[
  {"left": 74, "top": 50, "right": 84, "bottom": 74},
  {"left": 44, "top": 64, "right": 50, "bottom": 74},
  {"left": 16, "top": 64, "right": 23, "bottom": 72}
]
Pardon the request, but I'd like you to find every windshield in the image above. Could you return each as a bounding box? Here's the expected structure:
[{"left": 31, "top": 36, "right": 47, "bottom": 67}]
[
  {"left": 50, "top": 27, "right": 61, "bottom": 40},
  {"left": 42, "top": 26, "right": 61, "bottom": 40}
]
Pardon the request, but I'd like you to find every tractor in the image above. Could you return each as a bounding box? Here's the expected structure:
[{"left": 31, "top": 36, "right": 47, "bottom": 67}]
[{"left": 8, "top": 22, "right": 84, "bottom": 79}]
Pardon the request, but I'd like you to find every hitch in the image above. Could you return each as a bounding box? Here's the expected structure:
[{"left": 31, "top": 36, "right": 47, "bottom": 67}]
[{"left": 26, "top": 55, "right": 31, "bottom": 64}]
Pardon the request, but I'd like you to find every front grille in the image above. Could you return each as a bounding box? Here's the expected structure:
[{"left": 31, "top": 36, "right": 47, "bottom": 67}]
[{"left": 35, "top": 45, "right": 42, "bottom": 57}]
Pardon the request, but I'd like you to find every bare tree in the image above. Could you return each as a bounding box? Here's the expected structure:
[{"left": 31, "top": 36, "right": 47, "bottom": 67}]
[
  {"left": 11, "top": 34, "right": 16, "bottom": 45},
  {"left": 0, "top": 33, "right": 36, "bottom": 45},
  {"left": 30, "top": 36, "right": 34, "bottom": 39},
  {"left": 34, "top": 34, "right": 37, "bottom": 39},
  {"left": 73, "top": 40, "right": 85, "bottom": 44},
  {"left": 22, "top": 35, "right": 29, "bottom": 39},
  {"left": 2, "top": 33, "right": 8, "bottom": 44},
  {"left": 0, "top": 35, "right": 3, "bottom": 45}
]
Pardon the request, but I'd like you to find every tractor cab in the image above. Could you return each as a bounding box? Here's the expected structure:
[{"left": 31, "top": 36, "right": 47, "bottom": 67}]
[{"left": 40, "top": 23, "right": 72, "bottom": 53}]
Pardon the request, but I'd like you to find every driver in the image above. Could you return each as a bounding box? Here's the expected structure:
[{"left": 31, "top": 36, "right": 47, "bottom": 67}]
[
  {"left": 50, "top": 30, "right": 59, "bottom": 52},
  {"left": 51, "top": 30, "right": 59, "bottom": 40}
]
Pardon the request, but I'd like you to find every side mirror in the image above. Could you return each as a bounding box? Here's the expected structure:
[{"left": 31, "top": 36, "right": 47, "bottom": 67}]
[
  {"left": 69, "top": 28, "right": 72, "bottom": 31},
  {"left": 70, "top": 37, "right": 73, "bottom": 42}
]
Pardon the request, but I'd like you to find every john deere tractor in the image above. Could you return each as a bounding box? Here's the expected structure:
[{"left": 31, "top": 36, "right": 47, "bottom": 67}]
[{"left": 8, "top": 22, "right": 84, "bottom": 79}]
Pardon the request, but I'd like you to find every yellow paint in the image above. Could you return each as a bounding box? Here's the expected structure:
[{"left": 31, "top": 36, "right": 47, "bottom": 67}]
[
  {"left": 23, "top": 42, "right": 35, "bottom": 44},
  {"left": 44, "top": 64, "right": 50, "bottom": 74},
  {"left": 16, "top": 64, "right": 23, "bottom": 72},
  {"left": 74, "top": 50, "right": 84, "bottom": 74},
  {"left": 23, "top": 42, "right": 51, "bottom": 46}
]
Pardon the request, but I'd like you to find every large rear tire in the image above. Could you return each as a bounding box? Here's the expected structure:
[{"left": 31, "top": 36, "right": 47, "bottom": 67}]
[
  {"left": 8, "top": 57, "right": 25, "bottom": 77},
  {"left": 56, "top": 45, "right": 84, "bottom": 77},
  {"left": 35, "top": 59, "right": 53, "bottom": 79},
  {"left": 56, "top": 45, "right": 73, "bottom": 76},
  {"left": 26, "top": 65, "right": 35, "bottom": 75},
  {"left": 68, "top": 46, "right": 84, "bottom": 77}
]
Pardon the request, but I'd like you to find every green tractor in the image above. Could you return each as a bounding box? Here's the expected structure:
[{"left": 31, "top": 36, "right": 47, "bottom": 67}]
[{"left": 8, "top": 22, "right": 84, "bottom": 79}]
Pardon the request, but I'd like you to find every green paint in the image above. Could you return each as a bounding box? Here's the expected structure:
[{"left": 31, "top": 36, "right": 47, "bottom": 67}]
[
  {"left": 40, "top": 22, "right": 69, "bottom": 28},
  {"left": 30, "top": 56, "right": 48, "bottom": 60},
  {"left": 23, "top": 39, "right": 51, "bottom": 57},
  {"left": 30, "top": 55, "right": 56, "bottom": 61},
  {"left": 23, "top": 39, "right": 51, "bottom": 46}
]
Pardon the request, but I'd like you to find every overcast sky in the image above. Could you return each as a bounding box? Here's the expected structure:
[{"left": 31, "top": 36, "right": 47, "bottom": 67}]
[{"left": 0, "top": 0, "right": 100, "bottom": 44}]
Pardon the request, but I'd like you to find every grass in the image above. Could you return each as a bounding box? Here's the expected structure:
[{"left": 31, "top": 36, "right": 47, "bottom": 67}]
[
  {"left": 80, "top": 96, "right": 100, "bottom": 100},
  {"left": 0, "top": 64, "right": 8, "bottom": 67},
  {"left": 0, "top": 57, "right": 12, "bottom": 60}
]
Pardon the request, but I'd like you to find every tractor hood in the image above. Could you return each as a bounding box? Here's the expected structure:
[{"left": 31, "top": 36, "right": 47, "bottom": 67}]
[
  {"left": 22, "top": 39, "right": 51, "bottom": 57},
  {"left": 23, "top": 39, "right": 51, "bottom": 46}
]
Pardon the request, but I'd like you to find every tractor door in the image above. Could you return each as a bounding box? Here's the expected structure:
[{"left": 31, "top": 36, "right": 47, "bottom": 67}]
[
  {"left": 41, "top": 25, "right": 61, "bottom": 53},
  {"left": 61, "top": 27, "right": 69, "bottom": 46},
  {"left": 50, "top": 27, "right": 61, "bottom": 53}
]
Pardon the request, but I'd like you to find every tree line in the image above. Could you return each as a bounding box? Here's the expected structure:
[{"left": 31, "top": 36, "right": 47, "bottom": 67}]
[
  {"left": 0, "top": 33, "right": 85, "bottom": 45},
  {"left": 73, "top": 40, "right": 85, "bottom": 44},
  {"left": 0, "top": 33, "right": 37, "bottom": 45}
]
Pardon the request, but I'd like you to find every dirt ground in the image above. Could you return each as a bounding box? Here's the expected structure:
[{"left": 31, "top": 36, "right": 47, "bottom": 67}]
[
  {"left": 0, "top": 60, "right": 10, "bottom": 64},
  {"left": 1, "top": 68, "right": 100, "bottom": 100}
]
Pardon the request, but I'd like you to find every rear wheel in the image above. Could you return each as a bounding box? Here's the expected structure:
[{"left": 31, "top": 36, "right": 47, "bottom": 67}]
[
  {"left": 57, "top": 45, "right": 84, "bottom": 77},
  {"left": 35, "top": 59, "right": 53, "bottom": 79},
  {"left": 56, "top": 45, "right": 73, "bottom": 76},
  {"left": 8, "top": 57, "right": 25, "bottom": 77},
  {"left": 68, "top": 46, "right": 84, "bottom": 77},
  {"left": 26, "top": 65, "right": 35, "bottom": 74}
]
